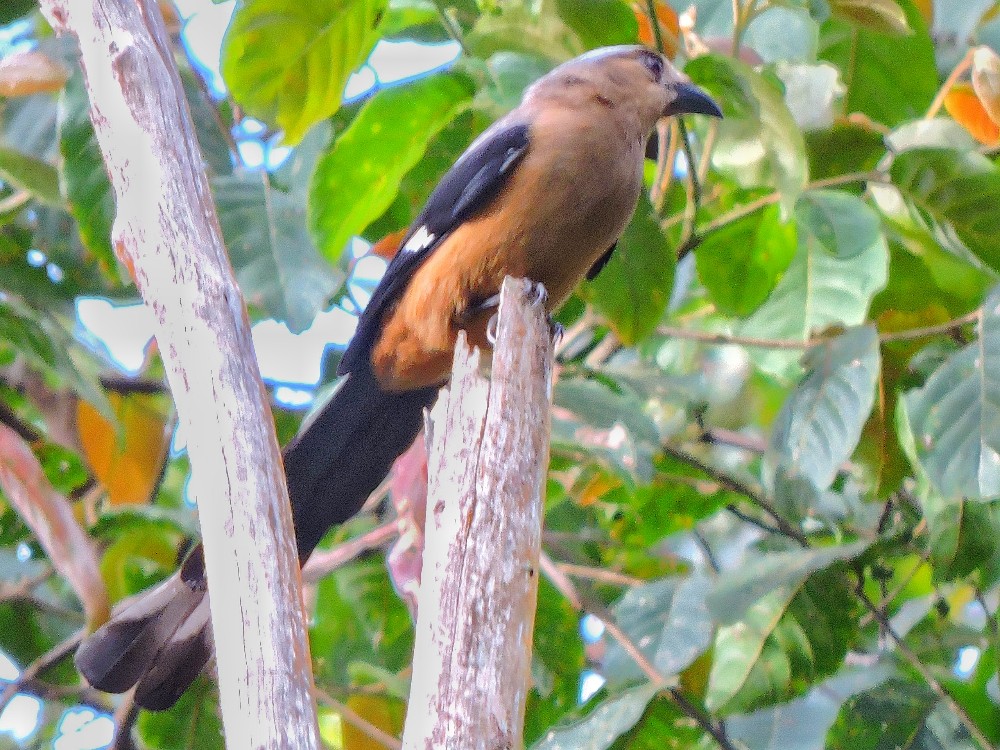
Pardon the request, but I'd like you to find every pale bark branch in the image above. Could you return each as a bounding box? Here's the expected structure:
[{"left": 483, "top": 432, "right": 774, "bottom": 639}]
[
  {"left": 402, "top": 277, "right": 554, "bottom": 750},
  {"left": 38, "top": 1, "right": 319, "bottom": 746}
]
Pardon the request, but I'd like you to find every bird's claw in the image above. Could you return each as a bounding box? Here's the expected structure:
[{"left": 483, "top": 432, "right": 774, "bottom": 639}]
[
  {"left": 486, "top": 313, "right": 500, "bottom": 345},
  {"left": 549, "top": 319, "right": 564, "bottom": 346},
  {"left": 522, "top": 279, "right": 548, "bottom": 307}
]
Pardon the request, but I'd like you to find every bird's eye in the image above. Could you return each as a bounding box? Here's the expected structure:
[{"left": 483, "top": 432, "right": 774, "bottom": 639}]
[{"left": 641, "top": 52, "right": 664, "bottom": 81}]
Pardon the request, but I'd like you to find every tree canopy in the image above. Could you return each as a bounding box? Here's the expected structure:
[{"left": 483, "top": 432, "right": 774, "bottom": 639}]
[{"left": 2, "top": 0, "right": 1000, "bottom": 748}]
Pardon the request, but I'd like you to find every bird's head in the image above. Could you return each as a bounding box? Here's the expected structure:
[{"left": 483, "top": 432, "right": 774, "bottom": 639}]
[{"left": 532, "top": 45, "right": 722, "bottom": 136}]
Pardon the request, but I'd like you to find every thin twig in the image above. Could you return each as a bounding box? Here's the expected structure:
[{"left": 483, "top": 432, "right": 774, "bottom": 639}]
[
  {"left": 854, "top": 582, "right": 993, "bottom": 750},
  {"left": 660, "top": 442, "right": 809, "bottom": 546},
  {"left": 0, "top": 631, "right": 83, "bottom": 713},
  {"left": 925, "top": 48, "right": 975, "bottom": 120},
  {"left": 0, "top": 565, "right": 54, "bottom": 603},
  {"left": 555, "top": 561, "right": 646, "bottom": 587},
  {"left": 315, "top": 686, "right": 402, "bottom": 750},
  {"left": 698, "top": 170, "right": 885, "bottom": 235},
  {"left": 537, "top": 552, "right": 736, "bottom": 750},
  {"left": 302, "top": 520, "right": 399, "bottom": 583},
  {"left": 879, "top": 309, "right": 981, "bottom": 342},
  {"left": 111, "top": 694, "right": 140, "bottom": 750},
  {"left": 0, "top": 191, "right": 32, "bottom": 215},
  {"left": 657, "top": 308, "right": 983, "bottom": 351}
]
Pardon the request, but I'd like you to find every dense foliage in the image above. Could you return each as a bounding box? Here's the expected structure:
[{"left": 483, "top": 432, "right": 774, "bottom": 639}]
[{"left": 2, "top": 0, "right": 1000, "bottom": 747}]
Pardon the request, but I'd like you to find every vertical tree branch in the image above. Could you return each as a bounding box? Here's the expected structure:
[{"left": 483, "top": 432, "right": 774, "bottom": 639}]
[
  {"left": 38, "top": 1, "right": 320, "bottom": 747},
  {"left": 402, "top": 277, "right": 554, "bottom": 750}
]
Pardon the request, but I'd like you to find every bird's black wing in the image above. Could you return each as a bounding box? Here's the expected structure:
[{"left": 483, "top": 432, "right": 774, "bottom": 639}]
[
  {"left": 586, "top": 243, "right": 617, "bottom": 281},
  {"left": 339, "top": 122, "right": 530, "bottom": 376}
]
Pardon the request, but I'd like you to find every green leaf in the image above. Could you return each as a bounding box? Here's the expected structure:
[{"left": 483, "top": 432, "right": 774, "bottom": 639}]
[
  {"left": 819, "top": 0, "right": 936, "bottom": 127},
  {"left": 0, "top": 146, "right": 60, "bottom": 205},
  {"left": 530, "top": 683, "right": 660, "bottom": 750},
  {"left": 739, "top": 190, "right": 888, "bottom": 380},
  {"left": 696, "top": 203, "right": 797, "bottom": 317},
  {"left": 221, "top": 0, "right": 388, "bottom": 145},
  {"left": 827, "top": 0, "right": 911, "bottom": 35},
  {"left": 767, "top": 326, "right": 880, "bottom": 490},
  {"left": 310, "top": 554, "right": 413, "bottom": 687},
  {"left": 309, "top": 72, "right": 473, "bottom": 262},
  {"left": 743, "top": 6, "right": 820, "bottom": 64},
  {"left": 727, "top": 664, "right": 893, "bottom": 749},
  {"left": 603, "top": 574, "right": 714, "bottom": 686},
  {"left": 58, "top": 73, "right": 116, "bottom": 274},
  {"left": 706, "top": 588, "right": 791, "bottom": 712},
  {"left": 583, "top": 195, "right": 674, "bottom": 344},
  {"left": 214, "top": 175, "right": 342, "bottom": 332},
  {"left": 707, "top": 541, "right": 870, "bottom": 624},
  {"left": 904, "top": 287, "right": 1000, "bottom": 500},
  {"left": 555, "top": 0, "right": 638, "bottom": 48},
  {"left": 551, "top": 378, "right": 661, "bottom": 482},
  {"left": 890, "top": 148, "right": 1000, "bottom": 274},
  {"left": 687, "top": 55, "right": 808, "bottom": 216},
  {"left": 138, "top": 676, "right": 223, "bottom": 750}
]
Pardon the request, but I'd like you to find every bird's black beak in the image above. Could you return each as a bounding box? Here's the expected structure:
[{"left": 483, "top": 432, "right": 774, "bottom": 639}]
[{"left": 665, "top": 82, "right": 723, "bottom": 118}]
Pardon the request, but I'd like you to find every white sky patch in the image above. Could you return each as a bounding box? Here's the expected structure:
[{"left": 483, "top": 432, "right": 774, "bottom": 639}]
[
  {"left": 345, "top": 65, "right": 378, "bottom": 101},
  {"left": 579, "top": 671, "right": 606, "bottom": 703},
  {"left": 53, "top": 708, "right": 115, "bottom": 750},
  {"left": 369, "top": 40, "right": 461, "bottom": 84},
  {"left": 0, "top": 694, "right": 40, "bottom": 742},
  {"left": 76, "top": 298, "right": 154, "bottom": 376}
]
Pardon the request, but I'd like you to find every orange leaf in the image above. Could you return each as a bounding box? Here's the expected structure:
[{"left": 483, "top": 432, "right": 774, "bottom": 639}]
[
  {"left": 77, "top": 391, "right": 172, "bottom": 507},
  {"left": 632, "top": 0, "right": 679, "bottom": 58},
  {"left": 0, "top": 424, "right": 110, "bottom": 627},
  {"left": 913, "top": 0, "right": 932, "bottom": 24},
  {"left": 370, "top": 228, "right": 408, "bottom": 261},
  {"left": 0, "top": 51, "right": 69, "bottom": 97},
  {"left": 943, "top": 83, "right": 1000, "bottom": 146}
]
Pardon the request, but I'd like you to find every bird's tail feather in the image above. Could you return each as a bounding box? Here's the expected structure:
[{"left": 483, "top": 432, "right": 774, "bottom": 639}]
[{"left": 75, "top": 365, "right": 438, "bottom": 709}]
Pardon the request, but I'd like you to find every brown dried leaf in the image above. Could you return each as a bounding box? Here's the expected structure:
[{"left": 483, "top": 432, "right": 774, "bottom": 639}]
[{"left": 0, "top": 51, "right": 69, "bottom": 97}]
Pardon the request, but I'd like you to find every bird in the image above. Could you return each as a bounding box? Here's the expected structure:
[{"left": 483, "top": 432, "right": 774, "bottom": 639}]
[{"left": 73, "top": 44, "right": 721, "bottom": 710}]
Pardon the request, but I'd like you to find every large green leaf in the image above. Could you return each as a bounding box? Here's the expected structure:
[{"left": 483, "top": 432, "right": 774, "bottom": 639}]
[
  {"left": 530, "top": 683, "right": 660, "bottom": 750},
  {"left": 696, "top": 203, "right": 797, "bottom": 317},
  {"left": 309, "top": 72, "right": 473, "bottom": 262},
  {"left": 726, "top": 664, "right": 893, "bottom": 749},
  {"left": 214, "top": 175, "right": 342, "bottom": 332},
  {"left": 819, "top": 0, "right": 936, "bottom": 127},
  {"left": 554, "top": 0, "right": 638, "bottom": 48},
  {"left": 221, "top": 0, "right": 388, "bottom": 145},
  {"left": 890, "top": 148, "right": 1000, "bottom": 274},
  {"left": 707, "top": 568, "right": 858, "bottom": 714},
  {"left": 582, "top": 195, "right": 674, "bottom": 344},
  {"left": 707, "top": 541, "right": 869, "bottom": 624},
  {"left": 687, "top": 55, "right": 808, "bottom": 216},
  {"left": 904, "top": 287, "right": 1000, "bottom": 500},
  {"left": 309, "top": 553, "right": 414, "bottom": 687},
  {"left": 603, "top": 574, "right": 714, "bottom": 686},
  {"left": 767, "top": 326, "right": 880, "bottom": 490},
  {"left": 739, "top": 190, "right": 888, "bottom": 380}
]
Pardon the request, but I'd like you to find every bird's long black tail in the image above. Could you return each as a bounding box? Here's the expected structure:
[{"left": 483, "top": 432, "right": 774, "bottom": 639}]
[{"left": 75, "top": 366, "right": 438, "bottom": 710}]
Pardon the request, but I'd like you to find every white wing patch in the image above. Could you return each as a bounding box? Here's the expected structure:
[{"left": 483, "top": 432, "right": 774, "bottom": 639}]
[{"left": 403, "top": 225, "right": 436, "bottom": 254}]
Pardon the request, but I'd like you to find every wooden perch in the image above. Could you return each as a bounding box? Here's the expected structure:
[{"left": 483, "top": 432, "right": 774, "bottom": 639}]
[
  {"left": 402, "top": 277, "right": 555, "bottom": 750},
  {"left": 39, "top": 1, "right": 319, "bottom": 747}
]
